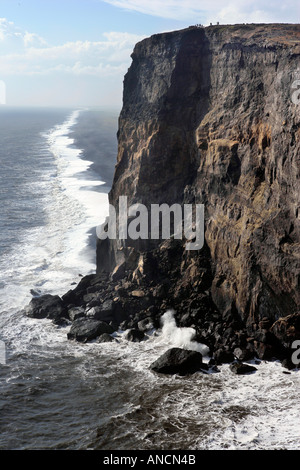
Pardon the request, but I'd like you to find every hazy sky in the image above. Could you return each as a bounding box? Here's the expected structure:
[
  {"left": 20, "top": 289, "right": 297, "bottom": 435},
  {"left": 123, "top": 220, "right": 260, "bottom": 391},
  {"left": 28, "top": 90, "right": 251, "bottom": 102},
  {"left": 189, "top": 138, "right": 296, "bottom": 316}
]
[{"left": 0, "top": 0, "right": 299, "bottom": 108}]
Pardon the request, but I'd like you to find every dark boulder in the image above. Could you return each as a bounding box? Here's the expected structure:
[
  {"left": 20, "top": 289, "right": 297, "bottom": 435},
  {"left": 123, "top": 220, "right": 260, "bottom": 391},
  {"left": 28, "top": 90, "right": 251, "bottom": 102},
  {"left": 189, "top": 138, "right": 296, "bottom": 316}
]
[
  {"left": 233, "top": 347, "right": 255, "bottom": 361},
  {"left": 150, "top": 347, "right": 203, "bottom": 376},
  {"left": 68, "top": 306, "right": 85, "bottom": 321},
  {"left": 67, "top": 318, "right": 114, "bottom": 342},
  {"left": 230, "top": 362, "right": 257, "bottom": 375},
  {"left": 98, "top": 333, "right": 115, "bottom": 343},
  {"left": 26, "top": 294, "right": 66, "bottom": 322},
  {"left": 99, "top": 299, "right": 114, "bottom": 317},
  {"left": 137, "top": 317, "right": 155, "bottom": 332},
  {"left": 213, "top": 348, "right": 235, "bottom": 364},
  {"left": 61, "top": 273, "right": 97, "bottom": 306},
  {"left": 125, "top": 328, "right": 145, "bottom": 342}
]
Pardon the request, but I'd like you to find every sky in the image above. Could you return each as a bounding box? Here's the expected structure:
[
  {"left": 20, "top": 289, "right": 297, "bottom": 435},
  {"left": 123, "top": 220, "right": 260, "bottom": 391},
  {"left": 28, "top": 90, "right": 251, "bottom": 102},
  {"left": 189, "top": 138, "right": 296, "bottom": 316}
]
[{"left": 0, "top": 0, "right": 299, "bottom": 108}]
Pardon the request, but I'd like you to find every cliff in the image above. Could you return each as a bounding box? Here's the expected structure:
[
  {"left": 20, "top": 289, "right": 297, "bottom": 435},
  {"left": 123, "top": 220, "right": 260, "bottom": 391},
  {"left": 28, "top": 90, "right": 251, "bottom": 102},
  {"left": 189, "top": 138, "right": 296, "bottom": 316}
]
[
  {"left": 26, "top": 24, "right": 300, "bottom": 368},
  {"left": 96, "top": 23, "right": 300, "bottom": 363}
]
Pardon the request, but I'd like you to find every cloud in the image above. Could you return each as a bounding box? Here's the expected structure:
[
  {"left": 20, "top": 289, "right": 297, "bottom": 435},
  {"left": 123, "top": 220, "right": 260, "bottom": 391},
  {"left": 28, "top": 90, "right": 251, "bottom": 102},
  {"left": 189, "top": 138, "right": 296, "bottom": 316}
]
[
  {"left": 0, "top": 17, "right": 145, "bottom": 106},
  {"left": 0, "top": 18, "right": 144, "bottom": 77},
  {"left": 0, "top": 17, "right": 46, "bottom": 49},
  {"left": 102, "top": 0, "right": 300, "bottom": 24}
]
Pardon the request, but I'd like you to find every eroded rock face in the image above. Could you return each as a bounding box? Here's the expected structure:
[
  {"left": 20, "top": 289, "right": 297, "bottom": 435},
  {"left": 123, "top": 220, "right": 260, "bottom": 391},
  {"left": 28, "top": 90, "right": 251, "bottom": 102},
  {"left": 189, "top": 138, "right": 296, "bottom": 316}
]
[{"left": 97, "top": 24, "right": 300, "bottom": 340}]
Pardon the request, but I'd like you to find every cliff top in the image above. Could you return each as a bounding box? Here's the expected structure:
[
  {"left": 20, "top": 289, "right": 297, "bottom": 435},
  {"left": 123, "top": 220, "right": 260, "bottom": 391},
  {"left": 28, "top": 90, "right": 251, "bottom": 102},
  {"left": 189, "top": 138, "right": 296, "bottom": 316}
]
[
  {"left": 135, "top": 23, "right": 300, "bottom": 53},
  {"left": 204, "top": 23, "right": 300, "bottom": 47}
]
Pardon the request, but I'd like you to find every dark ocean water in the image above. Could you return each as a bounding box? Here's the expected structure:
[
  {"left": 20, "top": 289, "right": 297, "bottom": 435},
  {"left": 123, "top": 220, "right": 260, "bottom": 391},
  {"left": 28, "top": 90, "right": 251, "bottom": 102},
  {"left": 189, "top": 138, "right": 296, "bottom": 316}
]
[{"left": 0, "top": 107, "right": 299, "bottom": 451}]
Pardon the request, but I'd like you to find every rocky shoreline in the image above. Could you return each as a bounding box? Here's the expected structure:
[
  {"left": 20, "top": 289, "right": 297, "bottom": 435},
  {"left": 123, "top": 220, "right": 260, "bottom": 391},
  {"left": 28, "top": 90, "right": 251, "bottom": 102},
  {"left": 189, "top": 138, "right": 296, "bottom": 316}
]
[{"left": 24, "top": 237, "right": 299, "bottom": 375}]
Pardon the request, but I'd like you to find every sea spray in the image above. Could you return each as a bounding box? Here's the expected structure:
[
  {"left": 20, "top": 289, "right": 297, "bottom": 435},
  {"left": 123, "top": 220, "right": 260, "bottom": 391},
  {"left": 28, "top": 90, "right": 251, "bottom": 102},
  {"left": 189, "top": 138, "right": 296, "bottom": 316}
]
[{"left": 160, "top": 309, "right": 210, "bottom": 356}]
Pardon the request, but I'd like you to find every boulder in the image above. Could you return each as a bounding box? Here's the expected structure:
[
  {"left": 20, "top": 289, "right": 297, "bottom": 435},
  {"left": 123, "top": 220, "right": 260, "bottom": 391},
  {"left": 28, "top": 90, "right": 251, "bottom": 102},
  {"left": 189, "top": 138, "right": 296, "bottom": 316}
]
[
  {"left": 131, "top": 290, "right": 145, "bottom": 298},
  {"left": 26, "top": 294, "right": 66, "bottom": 322},
  {"left": 68, "top": 306, "right": 85, "bottom": 321},
  {"left": 137, "top": 317, "right": 155, "bottom": 332},
  {"left": 111, "top": 262, "right": 126, "bottom": 282},
  {"left": 230, "top": 362, "right": 257, "bottom": 375},
  {"left": 233, "top": 347, "right": 254, "bottom": 361},
  {"left": 62, "top": 273, "right": 96, "bottom": 306},
  {"left": 99, "top": 299, "right": 114, "bottom": 317},
  {"left": 150, "top": 347, "right": 203, "bottom": 375},
  {"left": 213, "top": 348, "right": 235, "bottom": 364},
  {"left": 98, "top": 333, "right": 115, "bottom": 343},
  {"left": 67, "top": 318, "right": 114, "bottom": 342},
  {"left": 125, "top": 328, "right": 145, "bottom": 342}
]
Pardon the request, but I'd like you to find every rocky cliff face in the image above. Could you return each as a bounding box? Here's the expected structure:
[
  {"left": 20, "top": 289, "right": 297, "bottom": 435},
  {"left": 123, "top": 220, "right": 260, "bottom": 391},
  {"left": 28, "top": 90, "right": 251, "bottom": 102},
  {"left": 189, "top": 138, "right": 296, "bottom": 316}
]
[{"left": 94, "top": 24, "right": 300, "bottom": 363}]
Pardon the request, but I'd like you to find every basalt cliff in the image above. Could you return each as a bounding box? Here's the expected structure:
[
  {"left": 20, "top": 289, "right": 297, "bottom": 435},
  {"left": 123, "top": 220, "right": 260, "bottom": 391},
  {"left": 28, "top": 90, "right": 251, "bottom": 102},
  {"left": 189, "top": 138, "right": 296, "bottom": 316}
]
[{"left": 27, "top": 24, "right": 300, "bottom": 369}]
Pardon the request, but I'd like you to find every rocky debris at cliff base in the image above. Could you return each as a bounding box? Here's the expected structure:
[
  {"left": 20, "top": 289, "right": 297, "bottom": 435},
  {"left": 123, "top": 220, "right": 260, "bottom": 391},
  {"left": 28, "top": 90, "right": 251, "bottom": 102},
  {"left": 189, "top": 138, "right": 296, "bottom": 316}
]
[{"left": 23, "top": 229, "right": 300, "bottom": 370}]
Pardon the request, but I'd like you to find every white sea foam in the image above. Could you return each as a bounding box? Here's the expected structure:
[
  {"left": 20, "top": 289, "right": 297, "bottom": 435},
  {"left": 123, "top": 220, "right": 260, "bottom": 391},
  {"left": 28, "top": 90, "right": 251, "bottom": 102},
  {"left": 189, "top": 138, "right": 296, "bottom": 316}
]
[
  {"left": 44, "top": 109, "right": 109, "bottom": 276},
  {"left": 0, "top": 109, "right": 110, "bottom": 349},
  {"left": 159, "top": 309, "right": 210, "bottom": 356}
]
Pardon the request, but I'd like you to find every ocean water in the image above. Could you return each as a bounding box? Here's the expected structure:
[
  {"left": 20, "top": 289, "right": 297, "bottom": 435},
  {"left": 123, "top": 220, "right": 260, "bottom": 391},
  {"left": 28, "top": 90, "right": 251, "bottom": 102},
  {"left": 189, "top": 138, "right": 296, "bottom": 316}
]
[{"left": 0, "top": 107, "right": 299, "bottom": 451}]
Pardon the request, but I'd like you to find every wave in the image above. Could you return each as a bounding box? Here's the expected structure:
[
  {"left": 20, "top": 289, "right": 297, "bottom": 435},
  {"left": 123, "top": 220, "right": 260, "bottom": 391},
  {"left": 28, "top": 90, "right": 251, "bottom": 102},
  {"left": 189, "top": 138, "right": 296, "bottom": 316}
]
[{"left": 0, "top": 109, "right": 109, "bottom": 346}]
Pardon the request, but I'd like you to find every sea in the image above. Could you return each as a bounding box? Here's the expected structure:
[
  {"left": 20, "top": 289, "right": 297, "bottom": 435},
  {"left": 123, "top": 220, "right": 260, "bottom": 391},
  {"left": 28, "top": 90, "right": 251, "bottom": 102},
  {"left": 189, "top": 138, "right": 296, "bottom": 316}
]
[{"left": 0, "top": 106, "right": 299, "bottom": 452}]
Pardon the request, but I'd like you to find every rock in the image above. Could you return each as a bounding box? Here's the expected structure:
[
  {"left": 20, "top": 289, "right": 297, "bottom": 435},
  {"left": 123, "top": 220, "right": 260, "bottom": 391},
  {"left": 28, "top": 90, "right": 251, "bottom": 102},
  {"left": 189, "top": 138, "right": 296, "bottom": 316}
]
[
  {"left": 125, "top": 328, "right": 145, "bottom": 342},
  {"left": 26, "top": 294, "right": 66, "bottom": 322},
  {"left": 137, "top": 317, "right": 155, "bottom": 332},
  {"left": 62, "top": 273, "right": 96, "bottom": 305},
  {"left": 281, "top": 357, "right": 298, "bottom": 371},
  {"left": 111, "top": 262, "right": 126, "bottom": 282},
  {"left": 233, "top": 347, "right": 254, "bottom": 361},
  {"left": 131, "top": 290, "right": 145, "bottom": 298},
  {"left": 67, "top": 318, "right": 114, "bottom": 342},
  {"left": 150, "top": 347, "right": 203, "bottom": 375},
  {"left": 213, "top": 348, "right": 235, "bottom": 365},
  {"left": 230, "top": 362, "right": 257, "bottom": 375},
  {"left": 83, "top": 293, "right": 99, "bottom": 306},
  {"left": 94, "top": 298, "right": 128, "bottom": 326},
  {"left": 100, "top": 299, "right": 114, "bottom": 316},
  {"left": 85, "top": 306, "right": 101, "bottom": 318},
  {"left": 98, "top": 333, "right": 115, "bottom": 343},
  {"left": 68, "top": 306, "right": 85, "bottom": 321}
]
